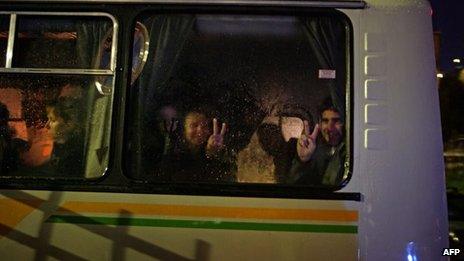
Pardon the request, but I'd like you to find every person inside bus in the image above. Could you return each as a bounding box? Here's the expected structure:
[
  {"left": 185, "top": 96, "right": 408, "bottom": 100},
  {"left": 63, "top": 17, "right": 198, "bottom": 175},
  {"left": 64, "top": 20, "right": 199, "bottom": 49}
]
[
  {"left": 158, "top": 106, "right": 236, "bottom": 182},
  {"left": 256, "top": 120, "right": 294, "bottom": 182},
  {"left": 0, "top": 102, "right": 23, "bottom": 174},
  {"left": 289, "top": 99, "right": 346, "bottom": 185},
  {"left": 43, "top": 97, "right": 85, "bottom": 176}
]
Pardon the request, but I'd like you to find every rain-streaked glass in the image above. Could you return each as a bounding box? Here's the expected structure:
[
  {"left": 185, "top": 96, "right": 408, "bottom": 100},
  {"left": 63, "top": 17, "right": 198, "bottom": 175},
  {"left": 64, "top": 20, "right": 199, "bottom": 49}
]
[
  {"left": 13, "top": 15, "right": 112, "bottom": 69},
  {"left": 0, "top": 74, "right": 112, "bottom": 178},
  {"left": 126, "top": 13, "right": 350, "bottom": 187}
]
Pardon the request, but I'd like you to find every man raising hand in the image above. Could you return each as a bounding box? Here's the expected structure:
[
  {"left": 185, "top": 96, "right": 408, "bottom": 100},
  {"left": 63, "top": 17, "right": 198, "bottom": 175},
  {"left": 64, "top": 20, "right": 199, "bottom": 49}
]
[{"left": 296, "top": 121, "right": 320, "bottom": 162}]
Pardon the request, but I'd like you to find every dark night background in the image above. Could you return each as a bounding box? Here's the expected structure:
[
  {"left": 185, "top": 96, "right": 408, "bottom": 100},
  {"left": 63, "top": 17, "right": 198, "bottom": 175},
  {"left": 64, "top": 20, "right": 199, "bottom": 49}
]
[
  {"left": 430, "top": 0, "right": 464, "bottom": 72},
  {"left": 432, "top": 0, "right": 464, "bottom": 251}
]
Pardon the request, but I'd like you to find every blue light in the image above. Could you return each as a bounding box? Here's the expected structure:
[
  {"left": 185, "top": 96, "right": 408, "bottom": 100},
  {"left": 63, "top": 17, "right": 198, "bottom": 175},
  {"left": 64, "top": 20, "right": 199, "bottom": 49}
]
[{"left": 406, "top": 242, "right": 418, "bottom": 261}]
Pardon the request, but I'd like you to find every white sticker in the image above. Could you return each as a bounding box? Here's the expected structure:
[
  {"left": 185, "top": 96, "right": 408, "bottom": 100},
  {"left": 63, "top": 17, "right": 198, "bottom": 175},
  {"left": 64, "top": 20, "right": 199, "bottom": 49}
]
[{"left": 318, "top": 69, "right": 336, "bottom": 79}]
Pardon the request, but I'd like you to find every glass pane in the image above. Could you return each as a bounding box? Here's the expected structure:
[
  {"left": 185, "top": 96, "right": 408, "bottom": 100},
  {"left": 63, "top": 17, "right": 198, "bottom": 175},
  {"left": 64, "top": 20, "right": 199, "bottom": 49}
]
[
  {"left": 13, "top": 15, "right": 112, "bottom": 69},
  {"left": 0, "top": 15, "right": 9, "bottom": 67},
  {"left": 127, "top": 13, "right": 349, "bottom": 187},
  {"left": 0, "top": 74, "right": 113, "bottom": 178}
]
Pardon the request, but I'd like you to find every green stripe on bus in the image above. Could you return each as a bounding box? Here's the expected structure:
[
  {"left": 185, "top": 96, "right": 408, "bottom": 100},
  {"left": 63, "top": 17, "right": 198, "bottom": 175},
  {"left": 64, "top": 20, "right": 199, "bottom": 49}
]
[{"left": 46, "top": 215, "right": 357, "bottom": 234}]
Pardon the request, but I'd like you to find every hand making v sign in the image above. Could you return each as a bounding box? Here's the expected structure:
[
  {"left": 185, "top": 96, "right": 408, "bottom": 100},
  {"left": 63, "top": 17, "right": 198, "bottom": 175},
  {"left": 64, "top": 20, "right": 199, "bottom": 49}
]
[
  {"left": 297, "top": 120, "right": 320, "bottom": 162},
  {"left": 206, "top": 118, "right": 227, "bottom": 157}
]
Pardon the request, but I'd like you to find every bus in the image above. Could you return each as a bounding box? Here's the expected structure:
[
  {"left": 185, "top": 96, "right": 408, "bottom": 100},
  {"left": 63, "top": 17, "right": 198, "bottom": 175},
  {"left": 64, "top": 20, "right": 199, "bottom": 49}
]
[{"left": 0, "top": 0, "right": 448, "bottom": 260}]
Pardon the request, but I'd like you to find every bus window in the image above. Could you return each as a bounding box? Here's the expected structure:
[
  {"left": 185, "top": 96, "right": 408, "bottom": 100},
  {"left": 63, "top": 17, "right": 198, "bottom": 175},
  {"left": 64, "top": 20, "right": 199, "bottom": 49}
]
[
  {"left": 0, "top": 13, "right": 116, "bottom": 179},
  {"left": 126, "top": 12, "right": 351, "bottom": 188},
  {"left": 0, "top": 15, "right": 8, "bottom": 67},
  {"left": 13, "top": 15, "right": 112, "bottom": 69}
]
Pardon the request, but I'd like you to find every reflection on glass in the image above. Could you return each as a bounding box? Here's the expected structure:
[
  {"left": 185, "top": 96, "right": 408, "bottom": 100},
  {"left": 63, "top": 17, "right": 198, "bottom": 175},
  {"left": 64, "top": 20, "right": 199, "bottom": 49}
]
[
  {"left": 0, "top": 74, "right": 112, "bottom": 178},
  {"left": 131, "top": 22, "right": 149, "bottom": 84},
  {"left": 95, "top": 21, "right": 148, "bottom": 93},
  {"left": 13, "top": 15, "right": 112, "bottom": 69},
  {"left": 126, "top": 13, "right": 349, "bottom": 188}
]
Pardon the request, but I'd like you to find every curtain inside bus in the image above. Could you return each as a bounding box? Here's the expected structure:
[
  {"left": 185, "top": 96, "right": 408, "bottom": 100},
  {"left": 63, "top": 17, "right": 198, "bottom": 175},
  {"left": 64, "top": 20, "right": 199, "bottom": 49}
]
[
  {"left": 76, "top": 20, "right": 113, "bottom": 178},
  {"left": 127, "top": 13, "right": 348, "bottom": 184},
  {"left": 129, "top": 15, "right": 195, "bottom": 179}
]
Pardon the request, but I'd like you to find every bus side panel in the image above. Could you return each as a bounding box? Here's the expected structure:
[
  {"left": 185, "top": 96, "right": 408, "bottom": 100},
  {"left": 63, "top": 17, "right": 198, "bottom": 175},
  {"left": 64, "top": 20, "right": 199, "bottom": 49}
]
[
  {"left": 356, "top": 1, "right": 448, "bottom": 260},
  {"left": 0, "top": 190, "right": 358, "bottom": 261}
]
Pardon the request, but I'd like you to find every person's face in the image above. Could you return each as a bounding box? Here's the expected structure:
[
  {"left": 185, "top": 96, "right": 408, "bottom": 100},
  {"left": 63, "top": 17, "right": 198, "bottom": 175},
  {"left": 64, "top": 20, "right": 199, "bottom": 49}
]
[
  {"left": 184, "top": 112, "right": 211, "bottom": 147},
  {"left": 321, "top": 109, "right": 343, "bottom": 146},
  {"left": 45, "top": 107, "right": 72, "bottom": 143},
  {"left": 158, "top": 105, "right": 178, "bottom": 133}
]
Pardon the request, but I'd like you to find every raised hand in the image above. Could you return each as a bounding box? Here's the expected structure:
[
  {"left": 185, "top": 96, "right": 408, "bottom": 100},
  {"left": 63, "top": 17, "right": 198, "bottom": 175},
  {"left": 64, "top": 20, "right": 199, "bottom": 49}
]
[
  {"left": 163, "top": 118, "right": 178, "bottom": 136},
  {"left": 206, "top": 118, "right": 227, "bottom": 157},
  {"left": 297, "top": 121, "right": 319, "bottom": 162}
]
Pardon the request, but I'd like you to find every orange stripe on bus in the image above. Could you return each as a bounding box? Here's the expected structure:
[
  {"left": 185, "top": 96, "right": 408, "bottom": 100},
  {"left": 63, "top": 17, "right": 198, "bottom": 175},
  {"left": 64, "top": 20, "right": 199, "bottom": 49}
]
[
  {"left": 0, "top": 199, "right": 43, "bottom": 237},
  {"left": 59, "top": 202, "right": 358, "bottom": 222}
]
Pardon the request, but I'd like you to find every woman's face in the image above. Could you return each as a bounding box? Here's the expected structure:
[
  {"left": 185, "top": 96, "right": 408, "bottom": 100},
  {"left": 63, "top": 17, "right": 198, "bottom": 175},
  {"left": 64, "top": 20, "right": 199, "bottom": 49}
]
[
  {"left": 184, "top": 112, "right": 211, "bottom": 148},
  {"left": 45, "top": 107, "right": 73, "bottom": 143}
]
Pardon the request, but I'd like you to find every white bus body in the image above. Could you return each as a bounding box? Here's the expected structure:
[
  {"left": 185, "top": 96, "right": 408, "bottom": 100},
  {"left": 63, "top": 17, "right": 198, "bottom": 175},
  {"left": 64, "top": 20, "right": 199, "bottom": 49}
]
[{"left": 0, "top": 0, "right": 447, "bottom": 260}]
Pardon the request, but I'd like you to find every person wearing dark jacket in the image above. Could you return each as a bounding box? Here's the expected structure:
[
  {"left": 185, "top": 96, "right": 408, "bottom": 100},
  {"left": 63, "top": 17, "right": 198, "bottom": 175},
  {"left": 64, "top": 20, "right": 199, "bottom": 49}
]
[
  {"left": 0, "top": 102, "right": 22, "bottom": 174},
  {"left": 290, "top": 100, "right": 346, "bottom": 186},
  {"left": 159, "top": 108, "right": 236, "bottom": 182},
  {"left": 43, "top": 97, "right": 85, "bottom": 176}
]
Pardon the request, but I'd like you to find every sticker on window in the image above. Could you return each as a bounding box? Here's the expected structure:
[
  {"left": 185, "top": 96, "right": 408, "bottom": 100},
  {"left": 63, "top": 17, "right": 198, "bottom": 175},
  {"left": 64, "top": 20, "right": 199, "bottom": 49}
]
[{"left": 318, "top": 69, "right": 336, "bottom": 79}]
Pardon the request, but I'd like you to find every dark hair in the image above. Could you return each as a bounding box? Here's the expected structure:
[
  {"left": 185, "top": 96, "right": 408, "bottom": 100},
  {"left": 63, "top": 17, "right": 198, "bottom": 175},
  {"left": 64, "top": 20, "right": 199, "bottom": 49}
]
[
  {"left": 0, "top": 102, "right": 15, "bottom": 146},
  {"left": 46, "top": 97, "right": 84, "bottom": 139},
  {"left": 318, "top": 97, "right": 341, "bottom": 122},
  {"left": 185, "top": 104, "right": 217, "bottom": 120},
  {"left": 46, "top": 97, "right": 82, "bottom": 124}
]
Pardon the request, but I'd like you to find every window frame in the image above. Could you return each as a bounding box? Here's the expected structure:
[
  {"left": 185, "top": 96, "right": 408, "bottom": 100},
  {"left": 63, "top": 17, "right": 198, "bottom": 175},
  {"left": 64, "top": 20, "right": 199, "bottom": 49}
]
[
  {"left": 0, "top": 11, "right": 118, "bottom": 75},
  {"left": 0, "top": 11, "right": 119, "bottom": 179},
  {"left": 0, "top": 3, "right": 357, "bottom": 201}
]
